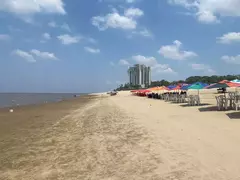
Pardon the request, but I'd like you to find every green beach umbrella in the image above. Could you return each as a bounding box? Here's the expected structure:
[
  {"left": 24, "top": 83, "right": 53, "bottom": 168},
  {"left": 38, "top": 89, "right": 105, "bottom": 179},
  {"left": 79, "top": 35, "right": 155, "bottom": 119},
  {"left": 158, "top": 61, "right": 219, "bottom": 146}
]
[
  {"left": 187, "top": 82, "right": 208, "bottom": 95},
  {"left": 188, "top": 82, "right": 207, "bottom": 90}
]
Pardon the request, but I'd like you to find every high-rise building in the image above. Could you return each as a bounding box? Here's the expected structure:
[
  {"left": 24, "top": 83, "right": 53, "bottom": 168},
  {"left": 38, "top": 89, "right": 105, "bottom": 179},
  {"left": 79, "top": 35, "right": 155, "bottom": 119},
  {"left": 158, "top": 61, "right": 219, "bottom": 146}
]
[{"left": 128, "top": 64, "right": 151, "bottom": 88}]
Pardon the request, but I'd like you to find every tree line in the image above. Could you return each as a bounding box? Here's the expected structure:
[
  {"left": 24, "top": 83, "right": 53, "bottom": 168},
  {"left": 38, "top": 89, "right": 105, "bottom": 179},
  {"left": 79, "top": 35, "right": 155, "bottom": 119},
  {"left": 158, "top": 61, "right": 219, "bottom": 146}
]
[{"left": 115, "top": 74, "right": 240, "bottom": 91}]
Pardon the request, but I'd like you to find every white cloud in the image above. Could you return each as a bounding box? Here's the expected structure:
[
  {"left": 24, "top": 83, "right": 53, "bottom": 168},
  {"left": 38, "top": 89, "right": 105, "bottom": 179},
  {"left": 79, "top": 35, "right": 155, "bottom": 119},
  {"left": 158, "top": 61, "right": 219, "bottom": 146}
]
[
  {"left": 61, "top": 23, "right": 71, "bottom": 32},
  {"left": 42, "top": 33, "right": 51, "bottom": 40},
  {"left": 98, "top": 0, "right": 137, "bottom": 3},
  {"left": 92, "top": 8, "right": 143, "bottom": 30},
  {"left": 92, "top": 13, "right": 136, "bottom": 30},
  {"left": 126, "top": 0, "right": 136, "bottom": 3},
  {"left": 168, "top": 0, "right": 240, "bottom": 23},
  {"left": 158, "top": 40, "right": 197, "bottom": 60},
  {"left": 30, "top": 49, "right": 58, "bottom": 60},
  {"left": 0, "top": 34, "right": 10, "bottom": 41},
  {"left": 13, "top": 49, "right": 58, "bottom": 62},
  {"left": 0, "top": 0, "right": 66, "bottom": 18},
  {"left": 190, "top": 63, "right": 216, "bottom": 74},
  {"left": 84, "top": 47, "right": 100, "bottom": 54},
  {"left": 152, "top": 64, "right": 176, "bottom": 74},
  {"left": 222, "top": 55, "right": 240, "bottom": 65},
  {"left": 119, "top": 55, "right": 176, "bottom": 74},
  {"left": 13, "top": 49, "right": 36, "bottom": 62},
  {"left": 57, "top": 34, "right": 81, "bottom": 45},
  {"left": 217, "top": 32, "right": 240, "bottom": 44},
  {"left": 132, "top": 55, "right": 157, "bottom": 66},
  {"left": 48, "top": 22, "right": 71, "bottom": 32},
  {"left": 196, "top": 11, "right": 219, "bottom": 24},
  {"left": 132, "top": 28, "right": 153, "bottom": 38},
  {"left": 48, "top": 21, "right": 57, "bottom": 27},
  {"left": 119, "top": 59, "right": 130, "bottom": 66},
  {"left": 138, "top": 29, "right": 152, "bottom": 37},
  {"left": 124, "top": 8, "right": 143, "bottom": 17}
]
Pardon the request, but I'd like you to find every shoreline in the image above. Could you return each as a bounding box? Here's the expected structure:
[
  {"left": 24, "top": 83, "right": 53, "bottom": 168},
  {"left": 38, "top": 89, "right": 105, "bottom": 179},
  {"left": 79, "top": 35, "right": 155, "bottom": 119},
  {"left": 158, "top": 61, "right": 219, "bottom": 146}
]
[
  {"left": 0, "top": 94, "right": 99, "bottom": 145},
  {"left": 0, "top": 93, "right": 97, "bottom": 110}
]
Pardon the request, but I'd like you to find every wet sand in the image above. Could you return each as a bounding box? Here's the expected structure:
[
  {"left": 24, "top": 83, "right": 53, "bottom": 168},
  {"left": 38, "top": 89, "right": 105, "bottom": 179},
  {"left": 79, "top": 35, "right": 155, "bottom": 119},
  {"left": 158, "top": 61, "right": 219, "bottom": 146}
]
[
  {"left": 1, "top": 92, "right": 240, "bottom": 180},
  {"left": 0, "top": 94, "right": 164, "bottom": 180}
]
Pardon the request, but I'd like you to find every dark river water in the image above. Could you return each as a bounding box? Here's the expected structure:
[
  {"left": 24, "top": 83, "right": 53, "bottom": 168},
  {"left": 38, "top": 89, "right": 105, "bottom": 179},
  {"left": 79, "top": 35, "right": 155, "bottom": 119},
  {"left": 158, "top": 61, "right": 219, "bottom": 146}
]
[{"left": 0, "top": 93, "right": 85, "bottom": 108}]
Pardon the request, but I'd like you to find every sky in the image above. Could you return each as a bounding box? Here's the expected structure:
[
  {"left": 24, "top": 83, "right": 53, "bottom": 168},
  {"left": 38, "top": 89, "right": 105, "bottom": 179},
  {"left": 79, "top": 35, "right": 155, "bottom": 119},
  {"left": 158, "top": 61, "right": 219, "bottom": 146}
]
[{"left": 0, "top": 0, "right": 240, "bottom": 93}]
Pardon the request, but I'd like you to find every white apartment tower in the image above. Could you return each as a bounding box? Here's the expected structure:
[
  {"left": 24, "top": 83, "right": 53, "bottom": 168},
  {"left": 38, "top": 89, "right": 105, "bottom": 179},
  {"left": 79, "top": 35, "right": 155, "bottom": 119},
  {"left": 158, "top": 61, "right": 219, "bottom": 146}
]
[{"left": 128, "top": 64, "right": 151, "bottom": 88}]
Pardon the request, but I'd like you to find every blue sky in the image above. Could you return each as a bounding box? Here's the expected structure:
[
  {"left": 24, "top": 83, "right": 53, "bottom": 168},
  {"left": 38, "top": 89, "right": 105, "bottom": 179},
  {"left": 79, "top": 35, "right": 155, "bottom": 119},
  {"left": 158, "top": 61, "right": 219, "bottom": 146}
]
[{"left": 0, "top": 0, "right": 240, "bottom": 93}]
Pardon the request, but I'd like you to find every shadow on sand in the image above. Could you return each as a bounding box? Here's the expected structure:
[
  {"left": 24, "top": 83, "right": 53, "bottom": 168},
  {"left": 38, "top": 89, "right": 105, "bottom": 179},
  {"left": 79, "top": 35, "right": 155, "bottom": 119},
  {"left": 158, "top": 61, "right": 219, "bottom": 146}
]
[
  {"left": 198, "top": 106, "right": 218, "bottom": 112},
  {"left": 179, "top": 103, "right": 211, "bottom": 108},
  {"left": 198, "top": 106, "right": 236, "bottom": 112},
  {"left": 226, "top": 112, "right": 240, "bottom": 119}
]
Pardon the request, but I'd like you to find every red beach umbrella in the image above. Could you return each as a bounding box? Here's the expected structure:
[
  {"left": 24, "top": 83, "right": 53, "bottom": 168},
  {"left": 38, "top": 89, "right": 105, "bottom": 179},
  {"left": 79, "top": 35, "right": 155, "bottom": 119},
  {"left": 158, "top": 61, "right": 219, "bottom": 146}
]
[
  {"left": 172, "top": 85, "right": 181, "bottom": 90},
  {"left": 227, "top": 82, "right": 240, "bottom": 87}
]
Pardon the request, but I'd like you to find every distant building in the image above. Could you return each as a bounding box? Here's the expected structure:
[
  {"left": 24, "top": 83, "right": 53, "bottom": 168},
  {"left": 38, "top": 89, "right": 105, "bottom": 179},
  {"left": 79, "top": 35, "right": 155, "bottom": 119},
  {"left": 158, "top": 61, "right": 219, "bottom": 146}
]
[{"left": 128, "top": 64, "right": 151, "bottom": 88}]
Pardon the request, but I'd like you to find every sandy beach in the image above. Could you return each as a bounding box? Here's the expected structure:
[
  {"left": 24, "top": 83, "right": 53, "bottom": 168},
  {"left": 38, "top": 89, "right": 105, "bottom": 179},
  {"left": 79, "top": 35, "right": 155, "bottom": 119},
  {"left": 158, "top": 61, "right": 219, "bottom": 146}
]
[{"left": 1, "top": 92, "right": 240, "bottom": 180}]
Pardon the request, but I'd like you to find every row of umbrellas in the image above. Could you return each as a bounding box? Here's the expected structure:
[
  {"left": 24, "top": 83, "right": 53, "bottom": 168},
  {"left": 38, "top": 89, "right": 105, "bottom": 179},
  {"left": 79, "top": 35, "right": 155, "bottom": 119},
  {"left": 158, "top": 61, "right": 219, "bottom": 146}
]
[
  {"left": 131, "top": 80, "right": 240, "bottom": 96},
  {"left": 155, "top": 80, "right": 240, "bottom": 91}
]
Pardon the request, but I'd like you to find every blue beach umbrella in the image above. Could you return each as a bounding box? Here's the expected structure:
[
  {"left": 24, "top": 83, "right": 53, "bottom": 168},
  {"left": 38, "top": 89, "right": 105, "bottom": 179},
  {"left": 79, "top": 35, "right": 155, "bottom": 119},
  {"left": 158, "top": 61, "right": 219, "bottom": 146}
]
[
  {"left": 181, "top": 84, "right": 191, "bottom": 90},
  {"left": 167, "top": 85, "right": 177, "bottom": 90}
]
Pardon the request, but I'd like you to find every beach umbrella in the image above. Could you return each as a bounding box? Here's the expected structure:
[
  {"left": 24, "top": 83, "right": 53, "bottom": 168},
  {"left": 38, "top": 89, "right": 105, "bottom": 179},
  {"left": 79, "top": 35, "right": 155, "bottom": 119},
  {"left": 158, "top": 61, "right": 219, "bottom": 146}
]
[
  {"left": 204, "top": 83, "right": 216, "bottom": 89},
  {"left": 148, "top": 86, "right": 159, "bottom": 91},
  {"left": 130, "top": 90, "right": 138, "bottom": 93},
  {"left": 160, "top": 86, "right": 170, "bottom": 91},
  {"left": 148, "top": 86, "right": 167, "bottom": 92},
  {"left": 206, "top": 83, "right": 228, "bottom": 89},
  {"left": 231, "top": 79, "right": 240, "bottom": 83},
  {"left": 206, "top": 80, "right": 240, "bottom": 89},
  {"left": 137, "top": 89, "right": 151, "bottom": 96},
  {"left": 228, "top": 82, "right": 240, "bottom": 87},
  {"left": 187, "top": 82, "right": 208, "bottom": 95},
  {"left": 156, "top": 86, "right": 169, "bottom": 93},
  {"left": 170, "top": 85, "right": 182, "bottom": 92},
  {"left": 219, "top": 80, "right": 229, "bottom": 83},
  {"left": 181, "top": 84, "right": 191, "bottom": 90},
  {"left": 167, "top": 85, "right": 177, "bottom": 90},
  {"left": 188, "top": 82, "right": 207, "bottom": 90}
]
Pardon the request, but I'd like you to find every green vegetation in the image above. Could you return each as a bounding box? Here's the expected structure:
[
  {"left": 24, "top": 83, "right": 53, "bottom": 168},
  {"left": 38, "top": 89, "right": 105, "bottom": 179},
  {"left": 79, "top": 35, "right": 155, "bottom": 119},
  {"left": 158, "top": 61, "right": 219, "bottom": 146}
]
[
  {"left": 116, "top": 83, "right": 142, "bottom": 91},
  {"left": 115, "top": 75, "right": 240, "bottom": 91}
]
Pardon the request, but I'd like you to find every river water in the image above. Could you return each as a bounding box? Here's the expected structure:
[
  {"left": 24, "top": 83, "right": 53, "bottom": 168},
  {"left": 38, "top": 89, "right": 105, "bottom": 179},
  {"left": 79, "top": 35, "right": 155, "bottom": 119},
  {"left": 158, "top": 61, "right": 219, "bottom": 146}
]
[{"left": 0, "top": 93, "right": 84, "bottom": 108}]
